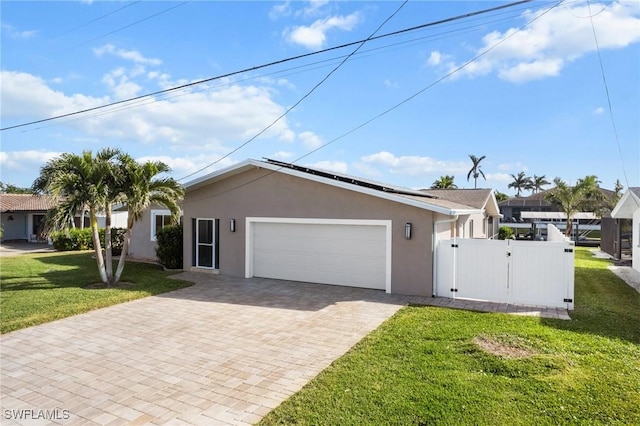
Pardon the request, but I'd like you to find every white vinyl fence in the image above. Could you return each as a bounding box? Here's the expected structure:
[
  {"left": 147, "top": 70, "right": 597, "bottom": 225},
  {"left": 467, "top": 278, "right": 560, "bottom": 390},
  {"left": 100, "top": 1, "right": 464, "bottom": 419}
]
[{"left": 435, "top": 238, "right": 574, "bottom": 310}]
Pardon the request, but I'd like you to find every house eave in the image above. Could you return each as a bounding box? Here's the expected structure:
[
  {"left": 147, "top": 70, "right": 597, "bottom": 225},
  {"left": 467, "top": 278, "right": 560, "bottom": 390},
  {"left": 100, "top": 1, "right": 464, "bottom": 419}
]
[{"left": 184, "top": 159, "right": 478, "bottom": 216}]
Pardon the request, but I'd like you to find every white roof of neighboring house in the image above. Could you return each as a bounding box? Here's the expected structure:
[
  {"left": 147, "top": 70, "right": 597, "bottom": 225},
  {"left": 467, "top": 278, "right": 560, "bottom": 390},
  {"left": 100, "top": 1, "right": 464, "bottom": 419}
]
[
  {"left": 185, "top": 159, "right": 488, "bottom": 217},
  {"left": 520, "top": 212, "right": 599, "bottom": 220},
  {"left": 611, "top": 188, "right": 640, "bottom": 219}
]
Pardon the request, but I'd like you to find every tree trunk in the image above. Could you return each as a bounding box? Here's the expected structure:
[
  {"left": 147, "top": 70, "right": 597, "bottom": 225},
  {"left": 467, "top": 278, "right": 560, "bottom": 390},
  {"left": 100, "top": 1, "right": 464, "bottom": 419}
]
[
  {"left": 104, "top": 204, "right": 114, "bottom": 286},
  {"left": 90, "top": 209, "right": 108, "bottom": 284},
  {"left": 114, "top": 217, "right": 133, "bottom": 284}
]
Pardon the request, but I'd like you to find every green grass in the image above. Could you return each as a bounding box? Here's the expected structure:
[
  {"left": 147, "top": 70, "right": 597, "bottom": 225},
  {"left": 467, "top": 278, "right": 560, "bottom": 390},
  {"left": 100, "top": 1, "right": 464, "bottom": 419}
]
[
  {"left": 260, "top": 247, "right": 640, "bottom": 425},
  {"left": 0, "top": 251, "right": 192, "bottom": 334}
]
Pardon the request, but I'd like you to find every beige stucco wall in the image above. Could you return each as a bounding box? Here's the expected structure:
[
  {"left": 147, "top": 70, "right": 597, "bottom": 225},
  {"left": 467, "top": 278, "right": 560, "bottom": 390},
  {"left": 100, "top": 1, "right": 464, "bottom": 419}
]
[
  {"left": 128, "top": 206, "right": 160, "bottom": 261},
  {"left": 183, "top": 167, "right": 436, "bottom": 296}
]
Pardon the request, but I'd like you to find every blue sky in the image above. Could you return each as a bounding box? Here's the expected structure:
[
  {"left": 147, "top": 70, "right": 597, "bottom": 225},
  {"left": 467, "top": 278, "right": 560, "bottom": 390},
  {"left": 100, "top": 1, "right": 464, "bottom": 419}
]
[{"left": 1, "top": 0, "right": 639, "bottom": 195}]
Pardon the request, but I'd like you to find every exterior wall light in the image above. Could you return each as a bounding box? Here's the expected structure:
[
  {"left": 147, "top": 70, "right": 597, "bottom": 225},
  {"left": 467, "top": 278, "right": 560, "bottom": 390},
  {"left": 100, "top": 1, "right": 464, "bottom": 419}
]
[
  {"left": 230, "top": 219, "right": 236, "bottom": 233},
  {"left": 405, "top": 222, "right": 412, "bottom": 240}
]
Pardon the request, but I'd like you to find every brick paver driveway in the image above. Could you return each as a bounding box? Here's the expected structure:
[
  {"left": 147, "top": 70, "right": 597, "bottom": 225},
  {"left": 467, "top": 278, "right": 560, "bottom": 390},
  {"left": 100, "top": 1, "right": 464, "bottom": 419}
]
[{"left": 1, "top": 273, "right": 414, "bottom": 425}]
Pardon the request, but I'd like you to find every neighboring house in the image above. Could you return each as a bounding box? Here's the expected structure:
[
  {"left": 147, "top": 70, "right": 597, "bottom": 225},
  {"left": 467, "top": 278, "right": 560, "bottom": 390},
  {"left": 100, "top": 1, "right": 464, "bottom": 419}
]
[
  {"left": 499, "top": 189, "right": 613, "bottom": 241},
  {"left": 421, "top": 188, "right": 501, "bottom": 239},
  {"left": 128, "top": 158, "right": 501, "bottom": 297},
  {"left": 0, "top": 194, "right": 128, "bottom": 243},
  {"left": 0, "top": 194, "right": 57, "bottom": 242},
  {"left": 610, "top": 188, "right": 640, "bottom": 272}
]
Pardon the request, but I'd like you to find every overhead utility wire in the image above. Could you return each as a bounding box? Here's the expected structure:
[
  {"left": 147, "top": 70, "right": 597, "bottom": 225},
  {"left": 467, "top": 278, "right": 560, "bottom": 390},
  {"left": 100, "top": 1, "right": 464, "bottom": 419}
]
[
  {"left": 28, "top": 5, "right": 545, "bottom": 134},
  {"left": 177, "top": 0, "right": 409, "bottom": 181},
  {"left": 1, "top": 0, "right": 532, "bottom": 132},
  {"left": 586, "top": 0, "right": 630, "bottom": 192},
  {"left": 71, "top": 1, "right": 190, "bottom": 49},
  {"left": 185, "top": 0, "right": 565, "bottom": 202},
  {"left": 54, "top": 1, "right": 142, "bottom": 38}
]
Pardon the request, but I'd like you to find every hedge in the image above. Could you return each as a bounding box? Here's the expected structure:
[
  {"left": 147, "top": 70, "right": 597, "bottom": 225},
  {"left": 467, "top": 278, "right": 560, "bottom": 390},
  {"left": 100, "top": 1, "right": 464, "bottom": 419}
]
[
  {"left": 155, "top": 224, "right": 183, "bottom": 269},
  {"left": 50, "top": 227, "right": 126, "bottom": 255}
]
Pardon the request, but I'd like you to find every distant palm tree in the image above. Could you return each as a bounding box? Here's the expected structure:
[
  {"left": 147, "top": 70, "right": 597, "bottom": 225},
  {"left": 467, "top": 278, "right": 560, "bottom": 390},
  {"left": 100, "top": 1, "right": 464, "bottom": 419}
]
[
  {"left": 530, "top": 174, "right": 550, "bottom": 194},
  {"left": 466, "top": 154, "right": 486, "bottom": 189},
  {"left": 494, "top": 190, "right": 509, "bottom": 203},
  {"left": 508, "top": 172, "right": 532, "bottom": 197},
  {"left": 545, "top": 177, "right": 598, "bottom": 236},
  {"left": 431, "top": 175, "right": 458, "bottom": 189}
]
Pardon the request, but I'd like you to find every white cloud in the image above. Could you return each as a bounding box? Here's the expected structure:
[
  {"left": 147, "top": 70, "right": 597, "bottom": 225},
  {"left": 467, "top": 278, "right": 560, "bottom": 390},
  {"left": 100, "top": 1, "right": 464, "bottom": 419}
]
[
  {"left": 94, "top": 44, "right": 162, "bottom": 66},
  {"left": 285, "top": 12, "right": 361, "bottom": 49},
  {"left": 298, "top": 131, "right": 324, "bottom": 149},
  {"left": 0, "top": 150, "right": 62, "bottom": 175},
  {"left": 593, "top": 106, "right": 605, "bottom": 115},
  {"left": 430, "top": 1, "right": 640, "bottom": 82},
  {"left": 1, "top": 23, "right": 38, "bottom": 39},
  {"left": 307, "top": 160, "right": 348, "bottom": 174},
  {"left": 298, "top": 0, "right": 330, "bottom": 19},
  {"left": 0, "top": 70, "right": 299, "bottom": 149},
  {"left": 361, "top": 151, "right": 468, "bottom": 176},
  {"left": 269, "top": 1, "right": 291, "bottom": 19},
  {"left": 135, "top": 154, "right": 237, "bottom": 181},
  {"left": 497, "top": 162, "right": 528, "bottom": 172},
  {"left": 272, "top": 151, "right": 295, "bottom": 160},
  {"left": 383, "top": 79, "right": 398, "bottom": 88},
  {"left": 428, "top": 51, "right": 443, "bottom": 66},
  {"left": 0, "top": 71, "right": 109, "bottom": 119}
]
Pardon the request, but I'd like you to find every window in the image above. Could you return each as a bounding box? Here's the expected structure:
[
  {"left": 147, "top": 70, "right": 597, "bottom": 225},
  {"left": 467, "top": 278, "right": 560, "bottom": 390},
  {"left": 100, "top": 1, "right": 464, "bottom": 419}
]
[
  {"left": 151, "top": 210, "right": 172, "bottom": 241},
  {"left": 469, "top": 220, "right": 474, "bottom": 238}
]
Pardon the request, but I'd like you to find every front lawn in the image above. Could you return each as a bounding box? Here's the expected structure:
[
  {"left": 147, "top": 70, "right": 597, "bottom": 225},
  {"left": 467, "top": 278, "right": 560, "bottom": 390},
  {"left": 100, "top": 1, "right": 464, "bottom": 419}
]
[
  {"left": 260, "top": 247, "right": 640, "bottom": 425},
  {"left": 0, "top": 251, "right": 192, "bottom": 334}
]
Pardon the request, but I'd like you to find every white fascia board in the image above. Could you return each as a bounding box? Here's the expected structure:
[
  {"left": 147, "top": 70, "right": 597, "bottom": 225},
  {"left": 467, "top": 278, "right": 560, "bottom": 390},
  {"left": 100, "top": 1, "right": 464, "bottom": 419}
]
[{"left": 611, "top": 190, "right": 640, "bottom": 219}]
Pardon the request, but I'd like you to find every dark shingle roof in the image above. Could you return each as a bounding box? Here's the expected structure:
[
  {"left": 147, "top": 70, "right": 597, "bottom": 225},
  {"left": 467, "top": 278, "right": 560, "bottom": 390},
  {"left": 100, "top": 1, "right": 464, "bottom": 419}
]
[{"left": 0, "top": 194, "right": 58, "bottom": 212}]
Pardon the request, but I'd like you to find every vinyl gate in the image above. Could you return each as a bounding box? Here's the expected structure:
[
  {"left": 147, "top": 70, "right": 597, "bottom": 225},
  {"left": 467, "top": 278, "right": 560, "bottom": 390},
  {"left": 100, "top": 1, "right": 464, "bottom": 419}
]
[{"left": 435, "top": 239, "right": 574, "bottom": 310}]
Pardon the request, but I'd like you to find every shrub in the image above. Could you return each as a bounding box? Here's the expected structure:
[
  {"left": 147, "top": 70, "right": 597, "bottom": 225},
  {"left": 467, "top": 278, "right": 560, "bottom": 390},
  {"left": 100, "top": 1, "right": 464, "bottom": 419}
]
[
  {"left": 498, "top": 226, "right": 514, "bottom": 240},
  {"left": 50, "top": 227, "right": 125, "bottom": 254},
  {"left": 155, "top": 224, "right": 183, "bottom": 269}
]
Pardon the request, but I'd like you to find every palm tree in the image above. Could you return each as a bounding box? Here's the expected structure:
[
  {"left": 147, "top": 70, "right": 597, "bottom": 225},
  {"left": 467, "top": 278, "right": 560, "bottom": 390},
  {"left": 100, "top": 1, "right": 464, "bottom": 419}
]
[
  {"left": 494, "top": 190, "right": 509, "bottom": 203},
  {"left": 508, "top": 172, "right": 532, "bottom": 197},
  {"left": 114, "top": 155, "right": 184, "bottom": 283},
  {"left": 530, "top": 174, "right": 550, "bottom": 194},
  {"left": 430, "top": 175, "right": 458, "bottom": 189},
  {"left": 466, "top": 154, "right": 486, "bottom": 189},
  {"left": 545, "top": 177, "right": 591, "bottom": 237},
  {"left": 33, "top": 149, "right": 122, "bottom": 285}
]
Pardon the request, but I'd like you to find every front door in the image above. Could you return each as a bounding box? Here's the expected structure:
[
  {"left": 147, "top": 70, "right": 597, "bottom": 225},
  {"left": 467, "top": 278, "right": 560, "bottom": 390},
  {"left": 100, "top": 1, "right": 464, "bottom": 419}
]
[{"left": 195, "top": 219, "right": 217, "bottom": 269}]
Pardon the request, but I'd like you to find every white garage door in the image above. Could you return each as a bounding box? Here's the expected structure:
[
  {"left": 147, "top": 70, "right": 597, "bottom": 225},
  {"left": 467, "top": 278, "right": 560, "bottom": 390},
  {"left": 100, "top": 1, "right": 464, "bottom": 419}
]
[{"left": 247, "top": 219, "right": 390, "bottom": 291}]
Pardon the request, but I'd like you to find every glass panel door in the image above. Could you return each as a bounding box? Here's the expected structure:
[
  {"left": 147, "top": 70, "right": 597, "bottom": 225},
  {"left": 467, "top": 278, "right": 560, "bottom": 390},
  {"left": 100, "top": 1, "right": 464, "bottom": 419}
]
[{"left": 196, "top": 219, "right": 214, "bottom": 268}]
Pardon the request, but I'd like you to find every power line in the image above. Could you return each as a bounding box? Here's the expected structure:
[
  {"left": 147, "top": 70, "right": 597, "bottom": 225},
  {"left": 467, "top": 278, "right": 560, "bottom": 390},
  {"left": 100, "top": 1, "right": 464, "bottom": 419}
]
[
  {"left": 586, "top": 0, "right": 631, "bottom": 193},
  {"left": 1, "top": 0, "right": 533, "bottom": 132},
  {"left": 54, "top": 1, "right": 142, "bottom": 38},
  {"left": 69, "top": 1, "right": 190, "bottom": 50},
  {"left": 183, "top": 1, "right": 564, "bottom": 203},
  {"left": 23, "top": 3, "right": 546, "bottom": 135},
  {"left": 177, "top": 0, "right": 409, "bottom": 181}
]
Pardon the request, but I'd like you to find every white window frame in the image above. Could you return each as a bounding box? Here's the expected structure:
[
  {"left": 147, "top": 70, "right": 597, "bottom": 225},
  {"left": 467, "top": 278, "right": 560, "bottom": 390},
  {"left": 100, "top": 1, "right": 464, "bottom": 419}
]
[{"left": 150, "top": 210, "right": 172, "bottom": 242}]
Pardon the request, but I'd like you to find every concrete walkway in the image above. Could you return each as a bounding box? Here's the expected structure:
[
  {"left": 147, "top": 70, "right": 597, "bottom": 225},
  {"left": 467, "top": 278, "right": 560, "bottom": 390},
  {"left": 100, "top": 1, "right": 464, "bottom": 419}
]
[
  {"left": 0, "top": 273, "right": 570, "bottom": 425},
  {"left": 0, "top": 242, "right": 55, "bottom": 257}
]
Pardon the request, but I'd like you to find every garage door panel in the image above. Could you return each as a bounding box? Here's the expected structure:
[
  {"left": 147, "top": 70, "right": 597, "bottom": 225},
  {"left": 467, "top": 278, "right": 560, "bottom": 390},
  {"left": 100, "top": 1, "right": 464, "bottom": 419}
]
[{"left": 251, "top": 221, "right": 388, "bottom": 290}]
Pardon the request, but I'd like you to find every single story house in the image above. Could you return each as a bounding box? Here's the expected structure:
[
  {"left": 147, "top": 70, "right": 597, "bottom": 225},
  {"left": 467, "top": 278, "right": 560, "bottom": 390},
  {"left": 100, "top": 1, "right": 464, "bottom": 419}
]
[
  {"left": 610, "top": 188, "right": 640, "bottom": 272},
  {"left": 0, "top": 194, "right": 128, "bottom": 243},
  {"left": 129, "top": 158, "right": 500, "bottom": 297},
  {"left": 0, "top": 194, "right": 57, "bottom": 242}
]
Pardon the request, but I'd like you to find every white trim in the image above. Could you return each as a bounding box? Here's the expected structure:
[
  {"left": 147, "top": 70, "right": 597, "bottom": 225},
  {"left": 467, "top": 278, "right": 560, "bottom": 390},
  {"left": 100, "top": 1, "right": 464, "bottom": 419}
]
[
  {"left": 245, "top": 217, "right": 392, "bottom": 293},
  {"left": 185, "top": 159, "right": 480, "bottom": 216},
  {"left": 150, "top": 209, "right": 171, "bottom": 242}
]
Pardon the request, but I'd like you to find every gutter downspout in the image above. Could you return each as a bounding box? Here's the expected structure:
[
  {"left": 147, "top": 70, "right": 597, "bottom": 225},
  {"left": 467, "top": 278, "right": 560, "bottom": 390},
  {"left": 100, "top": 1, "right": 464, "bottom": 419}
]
[{"left": 432, "top": 214, "right": 459, "bottom": 297}]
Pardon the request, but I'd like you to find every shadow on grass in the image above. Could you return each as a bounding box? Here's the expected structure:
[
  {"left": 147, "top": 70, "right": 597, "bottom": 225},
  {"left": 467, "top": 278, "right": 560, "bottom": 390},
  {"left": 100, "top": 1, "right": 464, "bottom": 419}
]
[
  {"left": 1, "top": 251, "right": 171, "bottom": 291},
  {"left": 541, "top": 260, "right": 640, "bottom": 345}
]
